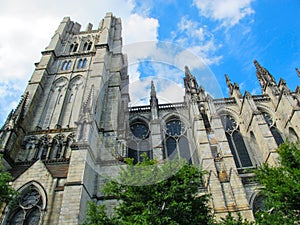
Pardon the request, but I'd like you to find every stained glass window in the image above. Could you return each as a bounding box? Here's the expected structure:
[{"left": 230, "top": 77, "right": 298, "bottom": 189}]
[
  {"left": 221, "top": 115, "right": 253, "bottom": 168},
  {"left": 262, "top": 112, "right": 284, "bottom": 146},
  {"left": 128, "top": 122, "right": 152, "bottom": 163},
  {"left": 164, "top": 119, "right": 191, "bottom": 162},
  {"left": 6, "top": 185, "right": 44, "bottom": 225}
]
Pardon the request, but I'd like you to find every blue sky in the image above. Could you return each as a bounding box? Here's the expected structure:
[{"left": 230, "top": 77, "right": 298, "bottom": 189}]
[{"left": 0, "top": 0, "right": 299, "bottom": 125}]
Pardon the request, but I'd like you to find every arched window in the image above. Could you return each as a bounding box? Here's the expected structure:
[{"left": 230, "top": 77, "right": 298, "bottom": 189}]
[
  {"left": 83, "top": 41, "right": 93, "bottom": 51},
  {"left": 82, "top": 58, "right": 87, "bottom": 68},
  {"left": 66, "top": 60, "right": 72, "bottom": 70},
  {"left": 221, "top": 115, "right": 253, "bottom": 168},
  {"left": 36, "top": 135, "right": 50, "bottom": 160},
  {"left": 164, "top": 119, "right": 191, "bottom": 163},
  {"left": 69, "top": 43, "right": 74, "bottom": 52},
  {"left": 50, "top": 134, "right": 65, "bottom": 159},
  {"left": 77, "top": 58, "right": 87, "bottom": 69},
  {"left": 4, "top": 183, "right": 46, "bottom": 225},
  {"left": 69, "top": 43, "right": 78, "bottom": 52},
  {"left": 128, "top": 121, "right": 152, "bottom": 163},
  {"left": 77, "top": 59, "right": 83, "bottom": 69},
  {"left": 61, "top": 61, "right": 68, "bottom": 70},
  {"left": 252, "top": 193, "right": 265, "bottom": 215},
  {"left": 262, "top": 112, "right": 284, "bottom": 146},
  {"left": 87, "top": 42, "right": 92, "bottom": 51}
]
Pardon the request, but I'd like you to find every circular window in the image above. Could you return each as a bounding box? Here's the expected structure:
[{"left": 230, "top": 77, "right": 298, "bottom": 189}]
[
  {"left": 166, "top": 120, "right": 186, "bottom": 136},
  {"left": 130, "top": 122, "right": 149, "bottom": 139}
]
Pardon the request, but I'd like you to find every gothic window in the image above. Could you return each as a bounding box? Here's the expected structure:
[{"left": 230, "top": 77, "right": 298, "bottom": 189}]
[
  {"left": 5, "top": 184, "right": 45, "bottom": 225},
  {"left": 61, "top": 60, "right": 72, "bottom": 71},
  {"left": 128, "top": 121, "right": 151, "bottom": 163},
  {"left": 262, "top": 112, "right": 284, "bottom": 146},
  {"left": 77, "top": 58, "right": 87, "bottom": 69},
  {"left": 35, "top": 135, "right": 50, "bottom": 160},
  {"left": 70, "top": 43, "right": 78, "bottom": 52},
  {"left": 164, "top": 119, "right": 191, "bottom": 162},
  {"left": 82, "top": 58, "right": 87, "bottom": 68},
  {"left": 50, "top": 134, "right": 65, "bottom": 159},
  {"left": 77, "top": 59, "right": 83, "bottom": 68},
  {"left": 221, "top": 115, "right": 253, "bottom": 168},
  {"left": 252, "top": 194, "right": 265, "bottom": 215},
  {"left": 61, "top": 60, "right": 68, "bottom": 70},
  {"left": 66, "top": 60, "right": 72, "bottom": 70},
  {"left": 83, "top": 41, "right": 93, "bottom": 51}
]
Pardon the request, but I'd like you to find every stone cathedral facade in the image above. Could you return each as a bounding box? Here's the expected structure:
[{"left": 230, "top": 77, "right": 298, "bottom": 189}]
[{"left": 0, "top": 13, "right": 299, "bottom": 224}]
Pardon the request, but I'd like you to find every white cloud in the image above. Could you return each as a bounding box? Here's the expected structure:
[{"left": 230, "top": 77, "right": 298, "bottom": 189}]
[{"left": 193, "top": 0, "right": 254, "bottom": 27}]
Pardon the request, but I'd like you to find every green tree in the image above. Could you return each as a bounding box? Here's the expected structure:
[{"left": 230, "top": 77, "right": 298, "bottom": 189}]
[
  {"left": 254, "top": 141, "right": 300, "bottom": 225},
  {"left": 83, "top": 156, "right": 213, "bottom": 225},
  {"left": 0, "top": 154, "right": 16, "bottom": 208},
  {"left": 214, "top": 213, "right": 254, "bottom": 225}
]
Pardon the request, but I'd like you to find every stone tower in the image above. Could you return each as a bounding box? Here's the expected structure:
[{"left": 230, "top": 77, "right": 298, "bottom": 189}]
[
  {"left": 1, "top": 13, "right": 300, "bottom": 224},
  {"left": 0, "top": 13, "right": 129, "bottom": 224}
]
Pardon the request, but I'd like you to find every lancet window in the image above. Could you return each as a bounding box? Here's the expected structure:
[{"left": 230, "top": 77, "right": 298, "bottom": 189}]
[
  {"left": 262, "top": 112, "right": 284, "bottom": 146},
  {"left": 221, "top": 115, "right": 253, "bottom": 168}
]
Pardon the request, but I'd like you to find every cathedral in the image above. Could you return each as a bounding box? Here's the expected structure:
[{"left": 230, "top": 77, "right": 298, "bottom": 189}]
[{"left": 0, "top": 13, "right": 299, "bottom": 224}]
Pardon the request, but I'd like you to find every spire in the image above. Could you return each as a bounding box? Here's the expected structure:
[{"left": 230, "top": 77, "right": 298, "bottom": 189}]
[
  {"left": 254, "top": 60, "right": 277, "bottom": 88},
  {"left": 150, "top": 81, "right": 158, "bottom": 107},
  {"left": 225, "top": 74, "right": 233, "bottom": 92},
  {"left": 150, "top": 80, "right": 156, "bottom": 98},
  {"left": 296, "top": 68, "right": 300, "bottom": 77},
  {"left": 185, "top": 65, "right": 193, "bottom": 79},
  {"left": 184, "top": 65, "right": 199, "bottom": 93}
]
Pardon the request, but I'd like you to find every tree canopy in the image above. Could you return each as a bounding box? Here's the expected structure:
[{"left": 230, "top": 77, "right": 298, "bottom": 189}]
[
  {"left": 0, "top": 154, "right": 16, "bottom": 208},
  {"left": 254, "top": 141, "right": 300, "bottom": 224},
  {"left": 83, "top": 156, "right": 213, "bottom": 225}
]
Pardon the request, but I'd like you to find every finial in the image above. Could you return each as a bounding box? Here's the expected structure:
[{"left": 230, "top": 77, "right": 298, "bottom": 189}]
[
  {"left": 199, "top": 85, "right": 205, "bottom": 92},
  {"left": 150, "top": 80, "right": 156, "bottom": 97},
  {"left": 225, "top": 74, "right": 230, "bottom": 82},
  {"left": 185, "top": 65, "right": 192, "bottom": 78}
]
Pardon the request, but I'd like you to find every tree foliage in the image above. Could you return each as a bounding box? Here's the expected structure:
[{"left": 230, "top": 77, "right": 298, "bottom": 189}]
[
  {"left": 0, "top": 154, "right": 16, "bottom": 208},
  {"left": 214, "top": 213, "right": 254, "bottom": 225},
  {"left": 254, "top": 141, "right": 300, "bottom": 224},
  {"left": 83, "top": 156, "right": 213, "bottom": 225}
]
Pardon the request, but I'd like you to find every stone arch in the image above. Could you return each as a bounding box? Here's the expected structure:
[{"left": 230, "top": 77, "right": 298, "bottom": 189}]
[
  {"left": 36, "top": 134, "right": 51, "bottom": 160},
  {"left": 60, "top": 75, "right": 85, "bottom": 128},
  {"left": 128, "top": 117, "right": 152, "bottom": 163},
  {"left": 2, "top": 181, "right": 47, "bottom": 225},
  {"left": 250, "top": 191, "right": 265, "bottom": 215},
  {"left": 218, "top": 109, "right": 253, "bottom": 168},
  {"left": 49, "top": 134, "right": 65, "bottom": 159},
  {"left": 258, "top": 106, "right": 284, "bottom": 146},
  {"left": 39, "top": 77, "right": 68, "bottom": 129},
  {"left": 216, "top": 107, "right": 240, "bottom": 127},
  {"left": 161, "top": 113, "right": 192, "bottom": 163}
]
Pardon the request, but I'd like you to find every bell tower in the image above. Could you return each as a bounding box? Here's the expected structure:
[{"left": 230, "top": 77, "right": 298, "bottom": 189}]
[{"left": 0, "top": 13, "right": 128, "bottom": 224}]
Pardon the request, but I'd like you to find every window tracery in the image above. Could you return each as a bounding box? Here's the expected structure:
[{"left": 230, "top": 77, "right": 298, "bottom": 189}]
[
  {"left": 128, "top": 121, "right": 151, "bottom": 163},
  {"left": 262, "top": 112, "right": 284, "bottom": 146},
  {"left": 221, "top": 115, "right": 253, "bottom": 168},
  {"left": 164, "top": 119, "right": 191, "bottom": 163},
  {"left": 5, "top": 184, "right": 45, "bottom": 225}
]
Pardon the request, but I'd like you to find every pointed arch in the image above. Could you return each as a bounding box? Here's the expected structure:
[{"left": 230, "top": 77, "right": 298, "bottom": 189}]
[
  {"left": 220, "top": 114, "right": 253, "bottom": 168},
  {"left": 60, "top": 75, "right": 84, "bottom": 128},
  {"left": 3, "top": 181, "right": 47, "bottom": 225}
]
